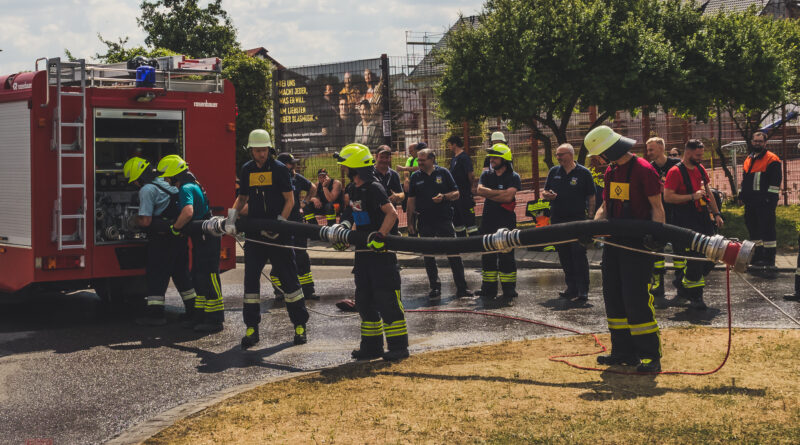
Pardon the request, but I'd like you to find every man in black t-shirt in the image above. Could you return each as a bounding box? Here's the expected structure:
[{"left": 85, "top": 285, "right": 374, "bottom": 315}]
[
  {"left": 227, "top": 130, "right": 310, "bottom": 350},
  {"left": 277, "top": 153, "right": 319, "bottom": 300},
  {"left": 447, "top": 135, "right": 478, "bottom": 237},
  {"left": 645, "top": 137, "right": 682, "bottom": 307},
  {"left": 407, "top": 148, "right": 471, "bottom": 301},
  {"left": 542, "top": 143, "right": 596, "bottom": 302}
]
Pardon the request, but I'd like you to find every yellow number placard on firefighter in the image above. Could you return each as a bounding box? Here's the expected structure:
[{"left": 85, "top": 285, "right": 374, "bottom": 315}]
[
  {"left": 609, "top": 182, "right": 630, "bottom": 201},
  {"left": 250, "top": 172, "right": 273, "bottom": 187}
]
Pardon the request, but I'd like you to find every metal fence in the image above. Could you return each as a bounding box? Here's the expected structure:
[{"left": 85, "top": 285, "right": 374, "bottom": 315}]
[{"left": 274, "top": 56, "right": 800, "bottom": 228}]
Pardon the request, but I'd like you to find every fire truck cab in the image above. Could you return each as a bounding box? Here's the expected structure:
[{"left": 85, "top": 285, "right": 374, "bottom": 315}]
[{"left": 0, "top": 57, "right": 237, "bottom": 302}]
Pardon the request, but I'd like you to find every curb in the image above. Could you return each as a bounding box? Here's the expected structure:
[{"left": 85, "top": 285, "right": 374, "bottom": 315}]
[{"left": 106, "top": 370, "right": 318, "bottom": 445}]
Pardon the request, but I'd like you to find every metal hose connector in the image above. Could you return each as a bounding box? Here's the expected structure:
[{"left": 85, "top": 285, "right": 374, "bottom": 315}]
[
  {"left": 201, "top": 216, "right": 226, "bottom": 237},
  {"left": 483, "top": 228, "right": 522, "bottom": 252},
  {"left": 319, "top": 223, "right": 351, "bottom": 246}
]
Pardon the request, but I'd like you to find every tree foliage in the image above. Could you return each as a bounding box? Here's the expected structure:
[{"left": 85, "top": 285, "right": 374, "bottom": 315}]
[
  {"left": 137, "top": 0, "right": 240, "bottom": 59},
  {"left": 437, "top": 0, "right": 800, "bottom": 169},
  {"left": 93, "top": 35, "right": 178, "bottom": 64},
  {"left": 438, "top": 0, "right": 698, "bottom": 166},
  {"left": 222, "top": 51, "right": 273, "bottom": 167}
]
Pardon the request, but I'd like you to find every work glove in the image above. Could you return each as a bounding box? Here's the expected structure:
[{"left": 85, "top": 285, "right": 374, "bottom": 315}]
[
  {"left": 169, "top": 224, "right": 184, "bottom": 237},
  {"left": 277, "top": 215, "right": 288, "bottom": 222},
  {"left": 332, "top": 242, "right": 349, "bottom": 251},
  {"left": 224, "top": 208, "right": 238, "bottom": 235},
  {"left": 367, "top": 231, "right": 387, "bottom": 253},
  {"left": 642, "top": 234, "right": 664, "bottom": 252}
]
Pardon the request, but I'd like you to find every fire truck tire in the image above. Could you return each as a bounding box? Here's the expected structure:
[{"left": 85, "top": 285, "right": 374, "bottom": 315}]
[{"left": 94, "top": 277, "right": 147, "bottom": 309}]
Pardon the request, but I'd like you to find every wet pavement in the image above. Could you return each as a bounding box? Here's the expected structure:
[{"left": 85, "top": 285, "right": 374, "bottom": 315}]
[{"left": 0, "top": 265, "right": 798, "bottom": 445}]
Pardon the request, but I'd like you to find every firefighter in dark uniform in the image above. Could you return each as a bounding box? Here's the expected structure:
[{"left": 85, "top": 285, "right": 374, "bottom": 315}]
[
  {"left": 586, "top": 125, "right": 665, "bottom": 373},
  {"left": 447, "top": 135, "right": 479, "bottom": 237},
  {"left": 542, "top": 143, "right": 596, "bottom": 302},
  {"left": 333, "top": 143, "right": 409, "bottom": 361},
  {"left": 374, "top": 146, "right": 405, "bottom": 210},
  {"left": 663, "top": 140, "right": 724, "bottom": 310},
  {"left": 646, "top": 137, "right": 682, "bottom": 307},
  {"left": 124, "top": 156, "right": 196, "bottom": 326},
  {"left": 476, "top": 143, "right": 521, "bottom": 307},
  {"left": 277, "top": 152, "right": 319, "bottom": 300},
  {"left": 407, "top": 148, "right": 471, "bottom": 301},
  {"left": 226, "top": 130, "right": 310, "bottom": 349},
  {"left": 303, "top": 168, "right": 342, "bottom": 226},
  {"left": 158, "top": 154, "right": 225, "bottom": 332},
  {"left": 741, "top": 131, "right": 782, "bottom": 279}
]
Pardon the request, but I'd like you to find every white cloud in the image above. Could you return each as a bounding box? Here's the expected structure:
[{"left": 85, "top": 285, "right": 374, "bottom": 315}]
[{"left": 0, "top": 0, "right": 483, "bottom": 74}]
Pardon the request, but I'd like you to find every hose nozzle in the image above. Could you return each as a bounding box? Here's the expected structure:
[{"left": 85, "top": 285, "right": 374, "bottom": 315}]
[
  {"left": 201, "top": 216, "right": 227, "bottom": 237},
  {"left": 692, "top": 233, "right": 755, "bottom": 273}
]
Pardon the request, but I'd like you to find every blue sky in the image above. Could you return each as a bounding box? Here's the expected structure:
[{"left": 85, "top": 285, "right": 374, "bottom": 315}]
[{"left": 0, "top": 0, "right": 483, "bottom": 73}]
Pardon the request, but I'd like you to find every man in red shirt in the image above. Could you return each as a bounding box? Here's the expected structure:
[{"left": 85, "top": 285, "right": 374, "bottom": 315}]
[
  {"left": 586, "top": 125, "right": 665, "bottom": 373},
  {"left": 663, "top": 140, "right": 724, "bottom": 310}
]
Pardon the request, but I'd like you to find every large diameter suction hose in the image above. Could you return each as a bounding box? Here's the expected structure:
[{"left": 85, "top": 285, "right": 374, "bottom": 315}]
[{"left": 192, "top": 217, "right": 755, "bottom": 272}]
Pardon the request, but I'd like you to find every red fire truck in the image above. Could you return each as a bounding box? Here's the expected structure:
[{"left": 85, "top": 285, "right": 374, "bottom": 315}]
[{"left": 0, "top": 57, "right": 237, "bottom": 302}]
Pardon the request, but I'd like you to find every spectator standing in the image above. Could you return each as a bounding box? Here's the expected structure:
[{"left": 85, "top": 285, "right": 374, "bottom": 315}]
[{"left": 542, "top": 144, "right": 596, "bottom": 302}]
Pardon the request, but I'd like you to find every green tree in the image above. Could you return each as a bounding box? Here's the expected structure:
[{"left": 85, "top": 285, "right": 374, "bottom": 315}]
[
  {"left": 93, "top": 35, "right": 178, "bottom": 64},
  {"left": 438, "top": 0, "right": 698, "bottom": 167},
  {"left": 137, "top": 0, "right": 240, "bottom": 58},
  {"left": 222, "top": 51, "right": 273, "bottom": 167},
  {"left": 668, "top": 8, "right": 800, "bottom": 194}
]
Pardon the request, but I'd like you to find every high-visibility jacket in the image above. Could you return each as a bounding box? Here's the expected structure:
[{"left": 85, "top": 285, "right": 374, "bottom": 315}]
[{"left": 740, "top": 150, "right": 781, "bottom": 204}]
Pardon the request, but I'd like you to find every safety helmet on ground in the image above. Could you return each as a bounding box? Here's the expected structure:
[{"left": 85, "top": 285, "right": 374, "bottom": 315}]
[
  {"left": 247, "top": 129, "right": 273, "bottom": 148},
  {"left": 486, "top": 143, "right": 513, "bottom": 161},
  {"left": 334, "top": 143, "right": 374, "bottom": 169},
  {"left": 491, "top": 131, "right": 506, "bottom": 143},
  {"left": 157, "top": 154, "right": 189, "bottom": 178},
  {"left": 276, "top": 152, "right": 296, "bottom": 165},
  {"left": 584, "top": 125, "right": 635, "bottom": 162},
  {"left": 123, "top": 157, "right": 150, "bottom": 183}
]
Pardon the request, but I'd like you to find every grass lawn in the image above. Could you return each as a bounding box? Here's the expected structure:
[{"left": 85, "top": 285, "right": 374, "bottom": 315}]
[
  {"left": 720, "top": 203, "right": 799, "bottom": 250},
  {"left": 146, "top": 327, "right": 800, "bottom": 444}
]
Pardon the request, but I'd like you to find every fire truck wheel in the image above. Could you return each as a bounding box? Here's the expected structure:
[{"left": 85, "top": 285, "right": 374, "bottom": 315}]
[{"left": 94, "top": 277, "right": 147, "bottom": 312}]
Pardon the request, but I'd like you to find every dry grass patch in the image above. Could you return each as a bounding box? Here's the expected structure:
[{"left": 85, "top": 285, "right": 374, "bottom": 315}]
[{"left": 147, "top": 328, "right": 800, "bottom": 444}]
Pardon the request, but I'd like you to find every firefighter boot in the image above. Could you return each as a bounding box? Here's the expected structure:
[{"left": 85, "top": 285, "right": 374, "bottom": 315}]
[
  {"left": 636, "top": 358, "right": 662, "bottom": 373},
  {"left": 293, "top": 324, "right": 307, "bottom": 345},
  {"left": 302, "top": 283, "right": 319, "bottom": 300},
  {"left": 687, "top": 286, "right": 708, "bottom": 311},
  {"left": 383, "top": 329, "right": 410, "bottom": 362},
  {"left": 352, "top": 330, "right": 384, "bottom": 360},
  {"left": 241, "top": 326, "right": 260, "bottom": 350},
  {"left": 784, "top": 274, "right": 800, "bottom": 301},
  {"left": 135, "top": 304, "right": 166, "bottom": 326},
  {"left": 597, "top": 330, "right": 639, "bottom": 366},
  {"left": 179, "top": 297, "right": 199, "bottom": 329},
  {"left": 479, "top": 271, "right": 498, "bottom": 305}
]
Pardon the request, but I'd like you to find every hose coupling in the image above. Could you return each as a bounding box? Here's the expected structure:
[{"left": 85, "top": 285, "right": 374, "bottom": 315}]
[{"left": 483, "top": 228, "right": 522, "bottom": 253}]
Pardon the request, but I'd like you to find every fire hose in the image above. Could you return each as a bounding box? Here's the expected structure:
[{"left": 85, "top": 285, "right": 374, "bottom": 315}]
[{"left": 188, "top": 215, "right": 763, "bottom": 375}]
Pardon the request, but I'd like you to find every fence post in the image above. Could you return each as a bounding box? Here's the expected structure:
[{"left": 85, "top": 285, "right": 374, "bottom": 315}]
[
  {"left": 782, "top": 106, "right": 788, "bottom": 205},
  {"left": 272, "top": 68, "right": 283, "bottom": 152},
  {"left": 642, "top": 106, "right": 650, "bottom": 145},
  {"left": 421, "top": 94, "right": 429, "bottom": 144},
  {"left": 462, "top": 121, "right": 470, "bottom": 156},
  {"left": 532, "top": 135, "right": 540, "bottom": 199},
  {"left": 380, "top": 54, "right": 392, "bottom": 148}
]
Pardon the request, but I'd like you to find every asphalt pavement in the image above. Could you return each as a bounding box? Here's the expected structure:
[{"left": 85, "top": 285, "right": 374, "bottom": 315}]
[{"left": 0, "top": 263, "right": 798, "bottom": 445}]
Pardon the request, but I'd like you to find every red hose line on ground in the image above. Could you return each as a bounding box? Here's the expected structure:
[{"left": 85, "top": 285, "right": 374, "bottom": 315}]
[{"left": 407, "top": 267, "right": 733, "bottom": 376}]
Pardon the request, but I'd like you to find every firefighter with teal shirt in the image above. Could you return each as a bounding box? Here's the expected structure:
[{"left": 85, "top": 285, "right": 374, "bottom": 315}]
[
  {"left": 334, "top": 143, "right": 409, "bottom": 362},
  {"left": 226, "top": 129, "right": 310, "bottom": 349},
  {"left": 123, "top": 156, "right": 196, "bottom": 326},
  {"left": 157, "top": 154, "right": 224, "bottom": 333},
  {"left": 476, "top": 143, "right": 521, "bottom": 308}
]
